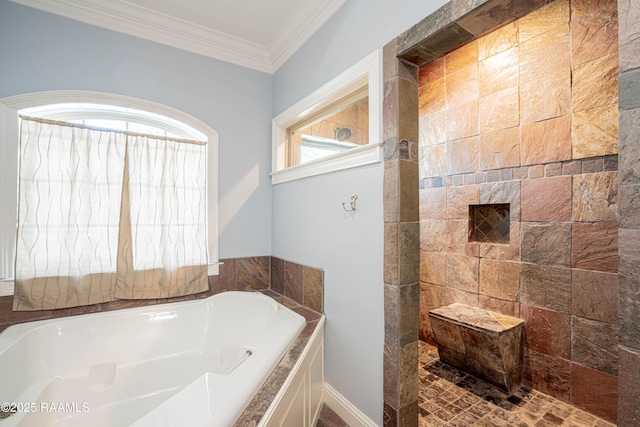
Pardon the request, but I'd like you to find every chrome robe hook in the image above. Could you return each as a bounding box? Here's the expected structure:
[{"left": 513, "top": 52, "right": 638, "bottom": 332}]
[{"left": 342, "top": 195, "right": 358, "bottom": 212}]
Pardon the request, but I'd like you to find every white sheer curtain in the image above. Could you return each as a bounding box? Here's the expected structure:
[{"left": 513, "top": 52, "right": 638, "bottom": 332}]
[
  {"left": 13, "top": 117, "right": 208, "bottom": 311},
  {"left": 114, "top": 133, "right": 208, "bottom": 299}
]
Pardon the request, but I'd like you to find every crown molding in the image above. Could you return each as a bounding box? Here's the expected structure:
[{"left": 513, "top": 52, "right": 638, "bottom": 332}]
[
  {"left": 269, "top": 0, "right": 346, "bottom": 72},
  {"left": 9, "top": 0, "right": 346, "bottom": 74}
]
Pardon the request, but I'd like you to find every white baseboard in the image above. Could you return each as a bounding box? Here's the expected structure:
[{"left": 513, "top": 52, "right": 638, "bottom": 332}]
[{"left": 323, "top": 383, "right": 378, "bottom": 427}]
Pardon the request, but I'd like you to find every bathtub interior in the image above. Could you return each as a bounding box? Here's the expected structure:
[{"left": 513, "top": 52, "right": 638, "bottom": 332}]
[{"left": 0, "top": 291, "right": 306, "bottom": 427}]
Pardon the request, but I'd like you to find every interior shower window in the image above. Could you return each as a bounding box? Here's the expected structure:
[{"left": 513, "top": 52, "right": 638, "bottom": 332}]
[
  {"left": 287, "top": 88, "right": 368, "bottom": 167},
  {"left": 271, "top": 49, "right": 382, "bottom": 184}
]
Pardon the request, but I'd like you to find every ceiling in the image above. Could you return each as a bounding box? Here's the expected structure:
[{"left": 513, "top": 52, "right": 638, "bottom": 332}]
[{"left": 9, "top": 0, "right": 346, "bottom": 73}]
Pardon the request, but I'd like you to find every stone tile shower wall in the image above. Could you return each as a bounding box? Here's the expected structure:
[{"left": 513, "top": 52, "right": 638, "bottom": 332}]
[
  {"left": 417, "top": 0, "right": 619, "bottom": 422},
  {"left": 616, "top": 0, "right": 640, "bottom": 423},
  {"left": 382, "top": 40, "right": 421, "bottom": 427}
]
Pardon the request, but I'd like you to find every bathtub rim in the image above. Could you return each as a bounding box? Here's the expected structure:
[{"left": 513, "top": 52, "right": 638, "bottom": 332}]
[
  {"left": 255, "top": 313, "right": 326, "bottom": 426},
  {"left": 0, "top": 291, "right": 282, "bottom": 347},
  {"left": 0, "top": 290, "right": 308, "bottom": 426}
]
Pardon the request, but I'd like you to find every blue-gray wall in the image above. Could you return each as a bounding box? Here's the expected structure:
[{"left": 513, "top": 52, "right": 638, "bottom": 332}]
[
  {"left": 271, "top": 0, "right": 448, "bottom": 423},
  {"left": 0, "top": 0, "right": 273, "bottom": 259},
  {"left": 0, "top": 0, "right": 451, "bottom": 423}
]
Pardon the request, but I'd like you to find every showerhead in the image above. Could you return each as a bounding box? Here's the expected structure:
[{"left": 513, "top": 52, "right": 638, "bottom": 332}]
[{"left": 334, "top": 127, "right": 352, "bottom": 141}]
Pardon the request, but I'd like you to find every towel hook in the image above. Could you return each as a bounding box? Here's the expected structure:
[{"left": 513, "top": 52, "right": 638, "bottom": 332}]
[{"left": 342, "top": 195, "right": 358, "bottom": 212}]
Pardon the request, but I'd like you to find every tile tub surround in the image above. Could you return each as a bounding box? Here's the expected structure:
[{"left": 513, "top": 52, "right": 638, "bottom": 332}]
[
  {"left": 411, "top": 0, "right": 621, "bottom": 422},
  {"left": 270, "top": 256, "right": 324, "bottom": 313},
  {"left": 234, "top": 292, "right": 323, "bottom": 426},
  {"left": 429, "top": 303, "right": 525, "bottom": 394},
  {"left": 0, "top": 256, "right": 324, "bottom": 331},
  {"left": 0, "top": 260, "right": 323, "bottom": 423},
  {"left": 0, "top": 265, "right": 324, "bottom": 427}
]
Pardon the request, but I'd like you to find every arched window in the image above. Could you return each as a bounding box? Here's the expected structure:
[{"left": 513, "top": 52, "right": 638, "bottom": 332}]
[{"left": 0, "top": 92, "right": 219, "bottom": 301}]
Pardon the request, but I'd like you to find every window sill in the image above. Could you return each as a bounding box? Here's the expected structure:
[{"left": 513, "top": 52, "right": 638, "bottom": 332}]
[
  {"left": 0, "top": 279, "right": 14, "bottom": 297},
  {"left": 0, "top": 263, "right": 221, "bottom": 298},
  {"left": 208, "top": 262, "right": 221, "bottom": 276},
  {"left": 271, "top": 142, "right": 383, "bottom": 185}
]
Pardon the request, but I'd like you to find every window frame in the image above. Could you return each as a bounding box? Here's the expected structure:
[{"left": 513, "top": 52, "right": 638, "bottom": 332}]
[
  {"left": 271, "top": 49, "right": 383, "bottom": 184},
  {"left": 0, "top": 91, "right": 219, "bottom": 296},
  {"left": 287, "top": 87, "right": 369, "bottom": 167}
]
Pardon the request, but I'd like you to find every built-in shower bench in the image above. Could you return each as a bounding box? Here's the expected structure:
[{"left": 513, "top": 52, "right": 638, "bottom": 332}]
[{"left": 429, "top": 303, "right": 524, "bottom": 394}]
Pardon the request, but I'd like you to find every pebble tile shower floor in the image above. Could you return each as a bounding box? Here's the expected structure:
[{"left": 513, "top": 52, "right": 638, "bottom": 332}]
[{"left": 418, "top": 342, "right": 615, "bottom": 427}]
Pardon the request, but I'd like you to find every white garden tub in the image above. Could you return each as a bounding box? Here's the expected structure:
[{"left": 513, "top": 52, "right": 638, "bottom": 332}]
[{"left": 0, "top": 291, "right": 306, "bottom": 427}]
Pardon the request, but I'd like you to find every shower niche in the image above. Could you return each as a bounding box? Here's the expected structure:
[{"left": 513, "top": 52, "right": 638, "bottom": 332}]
[{"left": 468, "top": 204, "right": 510, "bottom": 244}]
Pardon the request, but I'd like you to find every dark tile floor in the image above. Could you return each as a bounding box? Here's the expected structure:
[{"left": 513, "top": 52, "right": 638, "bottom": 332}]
[
  {"left": 316, "top": 403, "right": 350, "bottom": 427},
  {"left": 316, "top": 341, "right": 617, "bottom": 427},
  {"left": 418, "top": 342, "right": 615, "bottom": 427}
]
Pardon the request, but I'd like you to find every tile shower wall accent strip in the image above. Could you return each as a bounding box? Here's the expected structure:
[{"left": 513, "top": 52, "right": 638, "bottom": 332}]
[{"left": 420, "top": 154, "right": 618, "bottom": 189}]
